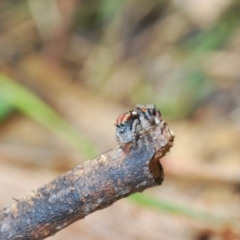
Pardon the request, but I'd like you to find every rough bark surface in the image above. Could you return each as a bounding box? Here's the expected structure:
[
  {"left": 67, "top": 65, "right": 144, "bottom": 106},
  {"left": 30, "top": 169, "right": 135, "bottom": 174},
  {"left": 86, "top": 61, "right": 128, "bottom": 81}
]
[{"left": 0, "top": 123, "right": 174, "bottom": 240}]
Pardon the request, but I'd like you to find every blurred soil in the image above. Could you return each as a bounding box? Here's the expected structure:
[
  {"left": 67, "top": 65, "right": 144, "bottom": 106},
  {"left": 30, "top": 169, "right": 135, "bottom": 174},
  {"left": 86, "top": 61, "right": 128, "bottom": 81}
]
[{"left": 0, "top": 1, "right": 240, "bottom": 240}]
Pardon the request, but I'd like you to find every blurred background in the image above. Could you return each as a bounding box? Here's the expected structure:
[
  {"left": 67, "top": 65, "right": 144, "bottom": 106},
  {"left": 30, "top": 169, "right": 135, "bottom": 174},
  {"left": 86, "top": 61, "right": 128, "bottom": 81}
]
[{"left": 0, "top": 0, "right": 240, "bottom": 239}]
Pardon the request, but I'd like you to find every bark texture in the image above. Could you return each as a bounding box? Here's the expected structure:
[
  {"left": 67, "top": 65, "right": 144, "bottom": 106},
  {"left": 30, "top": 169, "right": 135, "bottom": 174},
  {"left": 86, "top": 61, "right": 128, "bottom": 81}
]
[{"left": 0, "top": 122, "right": 174, "bottom": 240}]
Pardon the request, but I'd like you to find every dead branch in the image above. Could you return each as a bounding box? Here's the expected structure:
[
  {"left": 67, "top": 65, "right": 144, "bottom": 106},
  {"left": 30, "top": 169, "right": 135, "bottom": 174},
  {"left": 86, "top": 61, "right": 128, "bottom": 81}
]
[{"left": 0, "top": 122, "right": 174, "bottom": 240}]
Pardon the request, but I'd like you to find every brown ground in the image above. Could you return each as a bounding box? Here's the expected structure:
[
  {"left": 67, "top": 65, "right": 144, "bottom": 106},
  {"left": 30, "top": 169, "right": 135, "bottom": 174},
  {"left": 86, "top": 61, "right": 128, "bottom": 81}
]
[{"left": 1, "top": 1, "right": 240, "bottom": 239}]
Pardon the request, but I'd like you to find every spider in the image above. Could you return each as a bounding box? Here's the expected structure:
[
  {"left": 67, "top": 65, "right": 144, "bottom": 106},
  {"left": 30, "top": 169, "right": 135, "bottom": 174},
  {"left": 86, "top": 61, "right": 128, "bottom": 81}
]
[{"left": 115, "top": 104, "right": 162, "bottom": 146}]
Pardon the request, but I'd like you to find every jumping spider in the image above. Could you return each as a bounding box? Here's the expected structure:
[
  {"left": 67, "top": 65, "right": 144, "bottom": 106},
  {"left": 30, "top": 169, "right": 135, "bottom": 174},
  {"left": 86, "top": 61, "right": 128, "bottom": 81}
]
[{"left": 115, "top": 104, "right": 162, "bottom": 146}]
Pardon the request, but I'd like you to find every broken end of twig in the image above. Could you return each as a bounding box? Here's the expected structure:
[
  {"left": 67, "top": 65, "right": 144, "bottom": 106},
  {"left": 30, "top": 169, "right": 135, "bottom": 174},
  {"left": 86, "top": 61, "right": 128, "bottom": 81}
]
[
  {"left": 148, "top": 120, "right": 175, "bottom": 184},
  {"left": 120, "top": 118, "right": 175, "bottom": 185}
]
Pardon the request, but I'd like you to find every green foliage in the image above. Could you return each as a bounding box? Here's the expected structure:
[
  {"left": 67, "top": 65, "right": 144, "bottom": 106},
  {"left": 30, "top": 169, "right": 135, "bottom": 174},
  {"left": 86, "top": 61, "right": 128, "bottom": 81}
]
[
  {"left": 0, "top": 74, "right": 98, "bottom": 158},
  {"left": 0, "top": 96, "right": 13, "bottom": 120},
  {"left": 180, "top": 5, "right": 240, "bottom": 55},
  {"left": 130, "top": 193, "right": 232, "bottom": 224}
]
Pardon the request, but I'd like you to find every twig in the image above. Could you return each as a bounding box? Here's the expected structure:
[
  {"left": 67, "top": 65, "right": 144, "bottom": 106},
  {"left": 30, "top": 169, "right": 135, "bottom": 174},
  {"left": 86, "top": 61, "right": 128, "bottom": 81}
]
[{"left": 0, "top": 123, "right": 174, "bottom": 240}]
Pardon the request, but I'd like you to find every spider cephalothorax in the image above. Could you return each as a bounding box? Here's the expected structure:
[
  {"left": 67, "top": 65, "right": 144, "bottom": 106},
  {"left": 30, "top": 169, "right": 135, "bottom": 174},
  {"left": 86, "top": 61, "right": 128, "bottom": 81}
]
[{"left": 134, "top": 104, "right": 162, "bottom": 128}]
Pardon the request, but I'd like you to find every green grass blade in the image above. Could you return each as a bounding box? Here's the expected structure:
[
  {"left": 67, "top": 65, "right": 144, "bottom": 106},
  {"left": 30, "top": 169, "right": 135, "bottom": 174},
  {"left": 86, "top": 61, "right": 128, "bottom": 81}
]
[
  {"left": 0, "top": 96, "right": 13, "bottom": 120},
  {"left": 129, "top": 193, "right": 233, "bottom": 225},
  {"left": 0, "top": 74, "right": 98, "bottom": 158}
]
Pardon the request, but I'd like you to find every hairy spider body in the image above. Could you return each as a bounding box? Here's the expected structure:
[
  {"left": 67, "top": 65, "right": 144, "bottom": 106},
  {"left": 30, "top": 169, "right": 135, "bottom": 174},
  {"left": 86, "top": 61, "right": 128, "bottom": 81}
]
[
  {"left": 115, "top": 111, "right": 140, "bottom": 146},
  {"left": 115, "top": 104, "right": 162, "bottom": 147}
]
